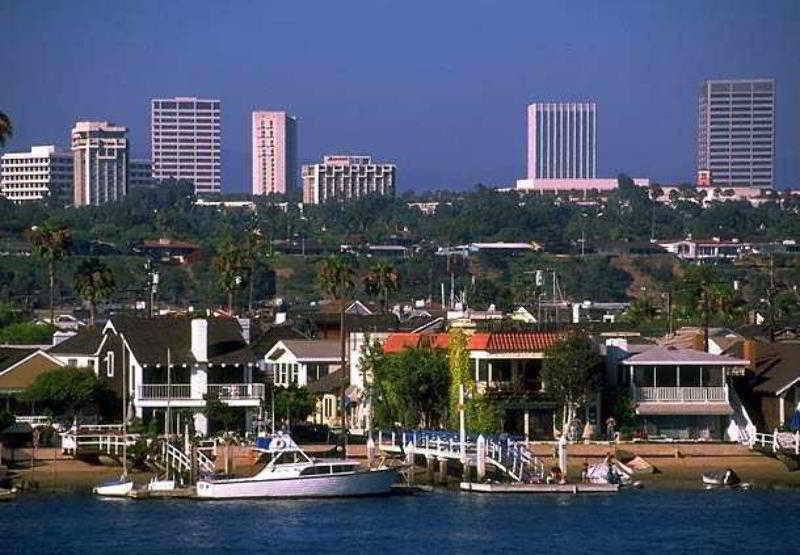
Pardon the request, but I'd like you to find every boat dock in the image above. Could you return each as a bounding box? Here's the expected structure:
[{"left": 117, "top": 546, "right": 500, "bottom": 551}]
[
  {"left": 127, "top": 487, "right": 197, "bottom": 499},
  {"left": 459, "top": 482, "right": 619, "bottom": 494}
]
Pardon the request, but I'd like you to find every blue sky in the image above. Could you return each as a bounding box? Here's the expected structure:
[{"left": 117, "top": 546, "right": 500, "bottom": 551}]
[{"left": 1, "top": 0, "right": 798, "bottom": 192}]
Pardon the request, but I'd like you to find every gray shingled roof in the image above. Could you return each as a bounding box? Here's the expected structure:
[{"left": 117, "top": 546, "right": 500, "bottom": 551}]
[
  {"left": 279, "top": 340, "right": 341, "bottom": 361},
  {"left": 0, "top": 347, "right": 38, "bottom": 372},
  {"left": 109, "top": 315, "right": 256, "bottom": 366},
  {"left": 48, "top": 328, "right": 103, "bottom": 355}
]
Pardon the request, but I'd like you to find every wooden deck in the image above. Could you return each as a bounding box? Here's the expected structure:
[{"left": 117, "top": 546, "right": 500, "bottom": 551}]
[{"left": 459, "top": 482, "right": 619, "bottom": 494}]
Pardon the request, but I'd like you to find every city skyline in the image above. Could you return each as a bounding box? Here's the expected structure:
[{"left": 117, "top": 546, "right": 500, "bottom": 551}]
[{"left": 1, "top": 1, "right": 798, "bottom": 192}]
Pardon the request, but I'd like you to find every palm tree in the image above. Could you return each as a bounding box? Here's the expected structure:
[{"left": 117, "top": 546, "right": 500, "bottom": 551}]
[
  {"left": 363, "top": 260, "right": 400, "bottom": 312},
  {"left": 213, "top": 242, "right": 249, "bottom": 315},
  {"left": 28, "top": 224, "right": 72, "bottom": 325},
  {"left": 243, "top": 231, "right": 267, "bottom": 314},
  {"left": 0, "top": 112, "right": 12, "bottom": 147},
  {"left": 73, "top": 257, "right": 115, "bottom": 327},
  {"left": 318, "top": 255, "right": 356, "bottom": 453}
]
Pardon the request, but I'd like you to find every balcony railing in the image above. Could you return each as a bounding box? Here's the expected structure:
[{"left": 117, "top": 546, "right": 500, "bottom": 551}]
[
  {"left": 137, "top": 383, "right": 264, "bottom": 401},
  {"left": 138, "top": 384, "right": 192, "bottom": 399},
  {"left": 634, "top": 386, "right": 727, "bottom": 403},
  {"left": 207, "top": 383, "right": 264, "bottom": 400}
]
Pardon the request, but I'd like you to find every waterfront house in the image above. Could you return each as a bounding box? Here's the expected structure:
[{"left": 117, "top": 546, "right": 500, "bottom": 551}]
[
  {"left": 0, "top": 347, "right": 64, "bottom": 413},
  {"left": 724, "top": 340, "right": 800, "bottom": 431},
  {"left": 264, "top": 340, "right": 343, "bottom": 427},
  {"left": 106, "top": 316, "right": 262, "bottom": 436},
  {"left": 619, "top": 346, "right": 749, "bottom": 440},
  {"left": 381, "top": 331, "right": 566, "bottom": 440}
]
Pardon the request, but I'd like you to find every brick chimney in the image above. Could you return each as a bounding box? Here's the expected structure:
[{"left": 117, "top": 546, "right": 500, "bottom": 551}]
[
  {"left": 191, "top": 319, "right": 208, "bottom": 362},
  {"left": 742, "top": 339, "right": 757, "bottom": 371}
]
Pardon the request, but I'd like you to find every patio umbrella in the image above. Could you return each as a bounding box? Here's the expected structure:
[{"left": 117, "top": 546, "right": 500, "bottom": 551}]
[{"left": 790, "top": 410, "right": 800, "bottom": 432}]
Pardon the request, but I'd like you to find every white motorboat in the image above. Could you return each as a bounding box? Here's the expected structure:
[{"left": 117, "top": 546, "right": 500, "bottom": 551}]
[
  {"left": 146, "top": 477, "right": 176, "bottom": 491},
  {"left": 93, "top": 475, "right": 134, "bottom": 497},
  {"left": 196, "top": 434, "right": 399, "bottom": 499}
]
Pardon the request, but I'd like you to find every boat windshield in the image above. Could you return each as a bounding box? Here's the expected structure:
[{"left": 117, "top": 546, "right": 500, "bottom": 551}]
[{"left": 270, "top": 450, "right": 312, "bottom": 466}]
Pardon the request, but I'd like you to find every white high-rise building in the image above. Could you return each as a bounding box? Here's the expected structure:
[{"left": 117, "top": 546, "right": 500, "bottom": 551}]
[
  {"left": 151, "top": 97, "right": 221, "bottom": 194},
  {"left": 302, "top": 155, "right": 396, "bottom": 204},
  {"left": 252, "top": 111, "right": 297, "bottom": 196},
  {"left": 71, "top": 121, "right": 128, "bottom": 207},
  {"left": 698, "top": 79, "right": 775, "bottom": 187},
  {"left": 527, "top": 102, "right": 596, "bottom": 179},
  {"left": 1, "top": 145, "right": 73, "bottom": 204}
]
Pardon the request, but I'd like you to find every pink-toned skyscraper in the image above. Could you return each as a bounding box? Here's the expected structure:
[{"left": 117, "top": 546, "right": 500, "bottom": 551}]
[{"left": 251, "top": 111, "right": 297, "bottom": 196}]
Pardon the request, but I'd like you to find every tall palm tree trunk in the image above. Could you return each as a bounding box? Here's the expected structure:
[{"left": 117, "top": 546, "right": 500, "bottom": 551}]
[{"left": 228, "top": 290, "right": 234, "bottom": 315}]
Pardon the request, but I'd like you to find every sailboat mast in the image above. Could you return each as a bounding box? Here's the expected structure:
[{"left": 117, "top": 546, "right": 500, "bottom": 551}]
[{"left": 122, "top": 334, "right": 127, "bottom": 477}]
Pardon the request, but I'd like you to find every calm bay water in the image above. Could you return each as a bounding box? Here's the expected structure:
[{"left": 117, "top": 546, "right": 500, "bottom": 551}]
[{"left": 1, "top": 489, "right": 797, "bottom": 554}]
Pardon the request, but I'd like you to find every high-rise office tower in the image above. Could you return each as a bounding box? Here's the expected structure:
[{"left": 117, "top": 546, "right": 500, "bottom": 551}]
[
  {"left": 71, "top": 121, "right": 128, "bottom": 207},
  {"left": 527, "top": 102, "right": 596, "bottom": 179},
  {"left": 1, "top": 145, "right": 73, "bottom": 204},
  {"left": 151, "top": 97, "right": 221, "bottom": 194},
  {"left": 698, "top": 79, "right": 775, "bottom": 187},
  {"left": 252, "top": 111, "right": 297, "bottom": 196}
]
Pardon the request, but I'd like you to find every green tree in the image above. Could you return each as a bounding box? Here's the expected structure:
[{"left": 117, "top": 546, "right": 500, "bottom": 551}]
[
  {"left": 202, "top": 394, "right": 239, "bottom": 434},
  {"left": 0, "top": 322, "right": 55, "bottom": 344},
  {"left": 541, "top": 332, "right": 602, "bottom": 435},
  {"left": 372, "top": 346, "right": 450, "bottom": 428},
  {"left": 73, "top": 257, "right": 115, "bottom": 326},
  {"left": 363, "top": 260, "right": 400, "bottom": 311},
  {"left": 23, "top": 367, "right": 117, "bottom": 421},
  {"left": 0, "top": 111, "right": 12, "bottom": 146},
  {"left": 447, "top": 328, "right": 500, "bottom": 434},
  {"left": 28, "top": 224, "right": 72, "bottom": 324},
  {"left": 318, "top": 255, "right": 356, "bottom": 441},
  {"left": 273, "top": 384, "right": 316, "bottom": 428},
  {"left": 213, "top": 241, "right": 249, "bottom": 314}
]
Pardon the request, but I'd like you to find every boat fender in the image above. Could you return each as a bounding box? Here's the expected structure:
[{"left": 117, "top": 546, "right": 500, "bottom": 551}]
[{"left": 273, "top": 438, "right": 286, "bottom": 450}]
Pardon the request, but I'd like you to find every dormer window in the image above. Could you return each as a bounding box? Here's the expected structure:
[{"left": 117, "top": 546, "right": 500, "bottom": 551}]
[{"left": 106, "top": 351, "right": 115, "bottom": 377}]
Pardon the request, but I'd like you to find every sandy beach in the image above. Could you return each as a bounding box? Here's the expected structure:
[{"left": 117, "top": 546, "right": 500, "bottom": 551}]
[{"left": 5, "top": 442, "right": 799, "bottom": 493}]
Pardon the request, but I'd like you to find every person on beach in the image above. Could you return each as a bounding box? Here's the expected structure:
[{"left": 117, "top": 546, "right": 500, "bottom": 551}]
[
  {"left": 581, "top": 460, "right": 589, "bottom": 483},
  {"left": 605, "top": 416, "right": 616, "bottom": 442}
]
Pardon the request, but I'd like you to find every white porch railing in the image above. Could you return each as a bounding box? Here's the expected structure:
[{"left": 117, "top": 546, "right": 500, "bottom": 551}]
[
  {"left": 207, "top": 383, "right": 264, "bottom": 400},
  {"left": 137, "top": 383, "right": 264, "bottom": 401},
  {"left": 635, "top": 386, "right": 727, "bottom": 402},
  {"left": 138, "top": 384, "right": 192, "bottom": 399}
]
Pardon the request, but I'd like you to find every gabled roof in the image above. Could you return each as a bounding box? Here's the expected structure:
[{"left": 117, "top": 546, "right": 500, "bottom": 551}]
[
  {"left": 108, "top": 316, "right": 253, "bottom": 366},
  {"left": 0, "top": 347, "right": 39, "bottom": 371},
  {"left": 727, "top": 341, "right": 800, "bottom": 396},
  {"left": 621, "top": 346, "right": 749, "bottom": 366},
  {"left": 274, "top": 340, "right": 342, "bottom": 361},
  {"left": 48, "top": 328, "right": 104, "bottom": 355}
]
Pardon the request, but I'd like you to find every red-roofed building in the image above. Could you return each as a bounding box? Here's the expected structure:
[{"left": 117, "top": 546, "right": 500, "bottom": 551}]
[{"left": 382, "top": 331, "right": 569, "bottom": 439}]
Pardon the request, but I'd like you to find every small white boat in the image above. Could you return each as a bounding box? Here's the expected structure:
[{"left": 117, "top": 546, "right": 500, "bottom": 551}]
[
  {"left": 93, "top": 475, "right": 134, "bottom": 497},
  {"left": 196, "top": 434, "right": 399, "bottom": 499},
  {"left": 702, "top": 468, "right": 741, "bottom": 487}
]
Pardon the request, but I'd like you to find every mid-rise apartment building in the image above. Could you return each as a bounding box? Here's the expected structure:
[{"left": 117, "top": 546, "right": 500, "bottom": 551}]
[
  {"left": 302, "top": 155, "right": 396, "bottom": 204},
  {"left": 252, "top": 111, "right": 297, "bottom": 196},
  {"left": 527, "top": 102, "right": 596, "bottom": 179},
  {"left": 72, "top": 121, "right": 128, "bottom": 207},
  {"left": 0, "top": 145, "right": 73, "bottom": 203},
  {"left": 698, "top": 79, "right": 775, "bottom": 187},
  {"left": 151, "top": 97, "right": 221, "bottom": 194}
]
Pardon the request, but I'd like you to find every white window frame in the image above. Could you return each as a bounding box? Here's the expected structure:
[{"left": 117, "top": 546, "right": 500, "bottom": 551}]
[{"left": 106, "top": 351, "right": 115, "bottom": 378}]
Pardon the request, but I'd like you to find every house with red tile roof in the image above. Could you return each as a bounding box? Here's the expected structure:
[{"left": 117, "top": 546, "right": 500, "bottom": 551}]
[{"left": 382, "top": 331, "right": 567, "bottom": 439}]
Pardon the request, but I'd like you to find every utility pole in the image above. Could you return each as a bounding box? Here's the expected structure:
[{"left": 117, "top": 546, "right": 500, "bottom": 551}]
[{"left": 703, "top": 287, "right": 710, "bottom": 353}]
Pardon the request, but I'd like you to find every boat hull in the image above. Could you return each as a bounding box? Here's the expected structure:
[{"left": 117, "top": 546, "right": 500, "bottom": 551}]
[
  {"left": 196, "top": 468, "right": 398, "bottom": 499},
  {"left": 93, "top": 480, "right": 134, "bottom": 497}
]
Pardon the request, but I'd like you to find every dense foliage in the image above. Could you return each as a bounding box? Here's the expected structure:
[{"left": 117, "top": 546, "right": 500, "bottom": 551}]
[{"left": 22, "top": 367, "right": 118, "bottom": 421}]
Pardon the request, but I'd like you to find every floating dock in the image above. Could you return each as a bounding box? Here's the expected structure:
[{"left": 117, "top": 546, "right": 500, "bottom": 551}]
[
  {"left": 460, "top": 482, "right": 619, "bottom": 494},
  {"left": 128, "top": 487, "right": 196, "bottom": 499}
]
